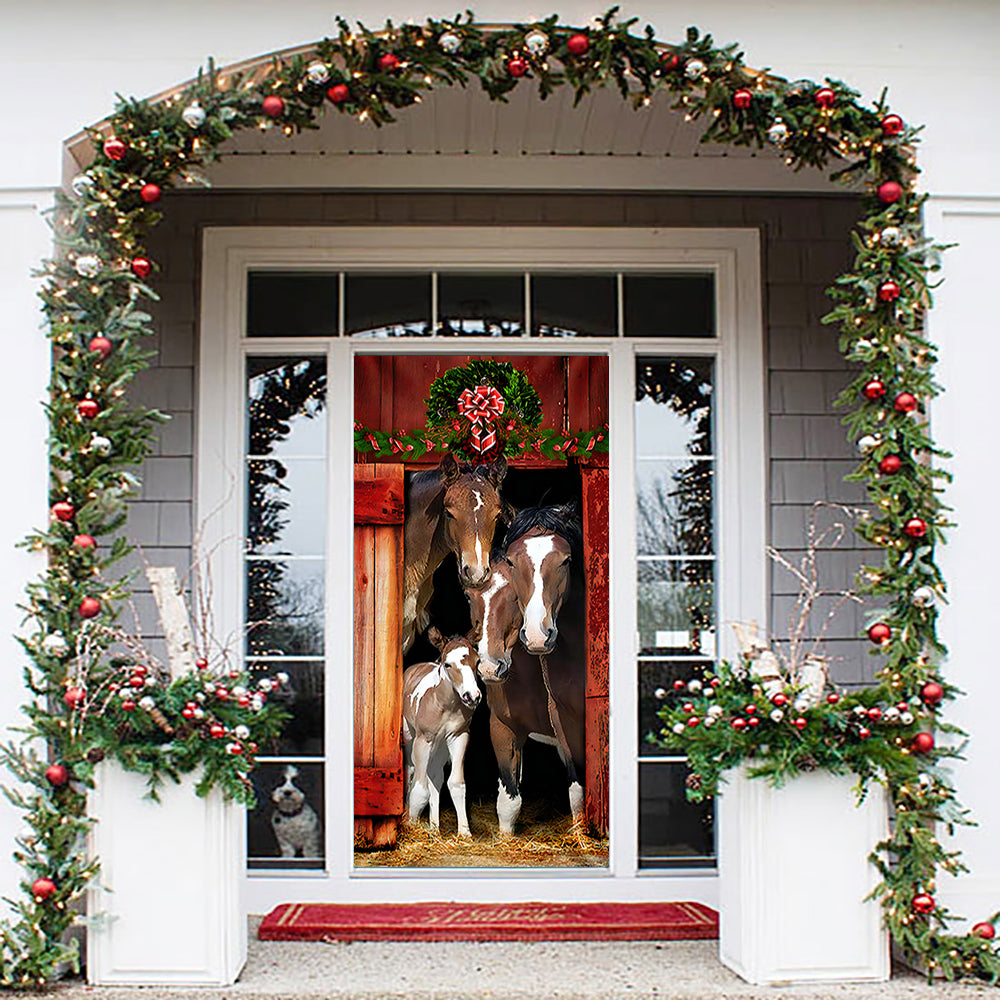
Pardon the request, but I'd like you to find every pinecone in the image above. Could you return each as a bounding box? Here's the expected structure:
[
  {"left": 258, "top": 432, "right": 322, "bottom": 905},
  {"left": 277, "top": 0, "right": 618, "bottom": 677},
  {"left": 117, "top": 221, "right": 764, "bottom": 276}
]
[
  {"left": 685, "top": 773, "right": 703, "bottom": 792},
  {"left": 86, "top": 747, "right": 106, "bottom": 764},
  {"left": 799, "top": 756, "right": 819, "bottom": 772}
]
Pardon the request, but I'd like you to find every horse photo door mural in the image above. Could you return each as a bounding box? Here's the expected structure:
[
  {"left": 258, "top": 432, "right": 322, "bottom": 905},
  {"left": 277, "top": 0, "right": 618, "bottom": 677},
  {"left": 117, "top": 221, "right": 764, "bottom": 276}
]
[{"left": 353, "top": 354, "right": 609, "bottom": 868}]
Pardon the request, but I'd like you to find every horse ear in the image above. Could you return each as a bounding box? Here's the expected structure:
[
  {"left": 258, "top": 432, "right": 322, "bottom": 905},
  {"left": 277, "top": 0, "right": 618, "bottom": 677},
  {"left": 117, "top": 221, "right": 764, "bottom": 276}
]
[
  {"left": 427, "top": 626, "right": 446, "bottom": 651},
  {"left": 561, "top": 499, "right": 580, "bottom": 518},
  {"left": 468, "top": 623, "right": 482, "bottom": 643},
  {"left": 485, "top": 455, "right": 508, "bottom": 487},
  {"left": 500, "top": 500, "right": 516, "bottom": 526},
  {"left": 439, "top": 452, "right": 461, "bottom": 485}
]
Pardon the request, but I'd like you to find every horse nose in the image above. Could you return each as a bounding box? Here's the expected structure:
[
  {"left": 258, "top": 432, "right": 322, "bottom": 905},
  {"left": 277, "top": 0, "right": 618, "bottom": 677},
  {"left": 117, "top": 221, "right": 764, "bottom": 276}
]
[
  {"left": 463, "top": 690, "right": 481, "bottom": 707},
  {"left": 495, "top": 660, "right": 510, "bottom": 680},
  {"left": 462, "top": 563, "right": 487, "bottom": 585}
]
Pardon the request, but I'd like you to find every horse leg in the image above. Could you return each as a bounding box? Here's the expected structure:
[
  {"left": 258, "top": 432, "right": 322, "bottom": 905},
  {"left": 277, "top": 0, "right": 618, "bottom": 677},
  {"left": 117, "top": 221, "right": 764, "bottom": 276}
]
[
  {"left": 426, "top": 741, "right": 447, "bottom": 832},
  {"left": 490, "top": 714, "right": 523, "bottom": 835},
  {"left": 539, "top": 655, "right": 585, "bottom": 826},
  {"left": 408, "top": 736, "right": 432, "bottom": 824},
  {"left": 446, "top": 731, "right": 472, "bottom": 838}
]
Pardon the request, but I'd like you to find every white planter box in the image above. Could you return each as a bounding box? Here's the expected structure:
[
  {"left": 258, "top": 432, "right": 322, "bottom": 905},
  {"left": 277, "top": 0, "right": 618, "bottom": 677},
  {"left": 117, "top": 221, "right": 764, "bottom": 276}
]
[
  {"left": 717, "top": 764, "right": 889, "bottom": 985},
  {"left": 87, "top": 762, "right": 246, "bottom": 986}
]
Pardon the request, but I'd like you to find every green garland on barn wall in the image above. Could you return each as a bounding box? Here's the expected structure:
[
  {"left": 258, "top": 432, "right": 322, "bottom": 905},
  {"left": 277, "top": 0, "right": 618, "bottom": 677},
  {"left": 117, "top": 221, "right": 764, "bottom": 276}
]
[{"left": 3, "top": 4, "right": 994, "bottom": 985}]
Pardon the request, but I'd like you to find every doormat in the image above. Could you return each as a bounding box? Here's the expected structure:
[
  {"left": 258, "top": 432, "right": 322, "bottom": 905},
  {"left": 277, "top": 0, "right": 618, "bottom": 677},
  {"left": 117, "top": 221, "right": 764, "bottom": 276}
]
[{"left": 258, "top": 901, "right": 718, "bottom": 942}]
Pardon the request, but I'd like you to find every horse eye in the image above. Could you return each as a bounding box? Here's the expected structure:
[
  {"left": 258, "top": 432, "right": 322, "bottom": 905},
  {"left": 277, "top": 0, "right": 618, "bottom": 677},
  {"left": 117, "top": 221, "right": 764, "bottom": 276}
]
[{"left": 444, "top": 509, "right": 456, "bottom": 519}]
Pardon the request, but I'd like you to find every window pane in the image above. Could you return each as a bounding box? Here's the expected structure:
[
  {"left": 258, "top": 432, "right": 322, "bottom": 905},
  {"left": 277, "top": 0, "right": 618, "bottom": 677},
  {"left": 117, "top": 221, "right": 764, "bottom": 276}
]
[
  {"left": 625, "top": 274, "right": 715, "bottom": 337},
  {"left": 638, "top": 660, "right": 710, "bottom": 756},
  {"left": 438, "top": 273, "right": 523, "bottom": 336},
  {"left": 638, "top": 761, "right": 714, "bottom": 868},
  {"left": 637, "top": 560, "right": 715, "bottom": 658},
  {"left": 247, "top": 357, "right": 327, "bottom": 458},
  {"left": 635, "top": 357, "right": 714, "bottom": 456},
  {"left": 248, "top": 760, "right": 325, "bottom": 870},
  {"left": 247, "top": 272, "right": 339, "bottom": 337},
  {"left": 533, "top": 274, "right": 616, "bottom": 337},
  {"left": 346, "top": 273, "right": 431, "bottom": 338},
  {"left": 636, "top": 460, "right": 714, "bottom": 556},
  {"left": 247, "top": 458, "right": 326, "bottom": 556},
  {"left": 246, "top": 559, "right": 324, "bottom": 656},
  {"left": 249, "top": 660, "right": 325, "bottom": 756}
]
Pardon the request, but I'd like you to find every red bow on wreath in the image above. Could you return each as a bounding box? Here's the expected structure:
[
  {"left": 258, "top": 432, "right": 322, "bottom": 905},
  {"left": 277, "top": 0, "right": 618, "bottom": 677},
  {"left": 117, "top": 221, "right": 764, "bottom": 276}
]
[{"left": 457, "top": 384, "right": 506, "bottom": 453}]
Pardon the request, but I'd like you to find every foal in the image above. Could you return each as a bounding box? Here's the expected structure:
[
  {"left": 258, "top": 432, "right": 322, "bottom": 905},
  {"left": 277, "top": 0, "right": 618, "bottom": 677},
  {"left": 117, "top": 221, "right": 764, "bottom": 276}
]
[{"left": 401, "top": 627, "right": 481, "bottom": 838}]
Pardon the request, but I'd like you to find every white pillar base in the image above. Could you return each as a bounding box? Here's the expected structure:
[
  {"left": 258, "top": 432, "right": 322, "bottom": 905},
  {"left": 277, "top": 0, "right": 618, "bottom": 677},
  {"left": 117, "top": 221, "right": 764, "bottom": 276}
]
[
  {"left": 717, "top": 765, "right": 889, "bottom": 985},
  {"left": 87, "top": 762, "right": 246, "bottom": 986}
]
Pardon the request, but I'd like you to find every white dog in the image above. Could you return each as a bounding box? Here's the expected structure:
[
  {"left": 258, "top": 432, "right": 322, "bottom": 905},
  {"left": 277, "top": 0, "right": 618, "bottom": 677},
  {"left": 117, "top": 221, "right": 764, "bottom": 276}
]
[{"left": 270, "top": 764, "right": 322, "bottom": 858}]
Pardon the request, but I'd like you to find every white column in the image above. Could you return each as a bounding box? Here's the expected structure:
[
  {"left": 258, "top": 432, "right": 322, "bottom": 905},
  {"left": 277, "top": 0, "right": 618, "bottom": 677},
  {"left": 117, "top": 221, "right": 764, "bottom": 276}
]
[
  {"left": 0, "top": 189, "right": 55, "bottom": 909},
  {"left": 926, "top": 197, "right": 1000, "bottom": 928}
]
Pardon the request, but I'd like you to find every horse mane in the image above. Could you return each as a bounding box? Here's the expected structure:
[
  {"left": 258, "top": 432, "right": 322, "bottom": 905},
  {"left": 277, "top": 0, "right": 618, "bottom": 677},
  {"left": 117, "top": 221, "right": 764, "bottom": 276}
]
[{"left": 504, "top": 503, "right": 583, "bottom": 562}]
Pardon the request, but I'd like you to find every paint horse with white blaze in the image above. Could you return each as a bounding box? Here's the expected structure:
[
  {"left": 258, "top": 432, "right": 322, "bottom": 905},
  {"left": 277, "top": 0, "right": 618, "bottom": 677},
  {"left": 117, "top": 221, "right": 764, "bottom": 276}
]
[
  {"left": 467, "top": 503, "right": 587, "bottom": 834},
  {"left": 401, "top": 627, "right": 482, "bottom": 837},
  {"left": 402, "top": 453, "right": 513, "bottom": 654}
]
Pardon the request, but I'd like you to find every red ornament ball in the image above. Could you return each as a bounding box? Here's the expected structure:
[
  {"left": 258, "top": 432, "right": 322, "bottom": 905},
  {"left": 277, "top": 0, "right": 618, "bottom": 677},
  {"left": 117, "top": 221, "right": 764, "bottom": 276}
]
[
  {"left": 858, "top": 726, "right": 871, "bottom": 739},
  {"left": 216, "top": 687, "right": 230, "bottom": 701},
  {"left": 682, "top": 702, "right": 695, "bottom": 713},
  {"left": 826, "top": 692, "right": 840, "bottom": 705},
  {"left": 771, "top": 693, "right": 789, "bottom": 708},
  {"left": 566, "top": 33, "right": 590, "bottom": 56},
  {"left": 972, "top": 922, "right": 997, "bottom": 940},
  {"left": 181, "top": 707, "right": 196, "bottom": 720},
  {"left": 879, "top": 454, "right": 902, "bottom": 475},
  {"left": 904, "top": 517, "right": 928, "bottom": 538},
  {"left": 748, "top": 717, "right": 760, "bottom": 728},
  {"left": 912, "top": 892, "right": 935, "bottom": 914},
  {"left": 76, "top": 398, "right": 99, "bottom": 419},
  {"left": 814, "top": 87, "right": 836, "bottom": 108},
  {"left": 877, "top": 180, "right": 904, "bottom": 204},
  {"left": 378, "top": 53, "right": 401, "bottom": 71},
  {"left": 195, "top": 657, "right": 208, "bottom": 670},
  {"left": 672, "top": 679, "right": 685, "bottom": 690},
  {"left": 103, "top": 138, "right": 127, "bottom": 161},
  {"left": 88, "top": 335, "right": 113, "bottom": 358},
  {"left": 261, "top": 95, "right": 285, "bottom": 118},
  {"left": 744, "top": 704, "right": 757, "bottom": 715},
  {"left": 894, "top": 391, "right": 918, "bottom": 413},
  {"left": 131, "top": 256, "right": 153, "bottom": 279},
  {"left": 911, "top": 731, "right": 935, "bottom": 754},
  {"left": 45, "top": 764, "right": 69, "bottom": 787},
  {"left": 867, "top": 706, "right": 882, "bottom": 721},
  {"left": 687, "top": 716, "right": 700, "bottom": 728},
  {"left": 921, "top": 681, "right": 945, "bottom": 706},
  {"left": 507, "top": 57, "right": 528, "bottom": 77},
  {"left": 72, "top": 534, "right": 96, "bottom": 550},
  {"left": 326, "top": 83, "right": 350, "bottom": 104},
  {"left": 731, "top": 717, "right": 747, "bottom": 731},
  {"left": 862, "top": 378, "right": 886, "bottom": 400},
  {"left": 128, "top": 676, "right": 144, "bottom": 688},
  {"left": 140, "top": 183, "right": 161, "bottom": 204},
  {"left": 660, "top": 51, "right": 680, "bottom": 71},
  {"left": 132, "top": 664, "right": 147, "bottom": 676},
  {"left": 63, "top": 688, "right": 85, "bottom": 709},
  {"left": 881, "top": 114, "right": 904, "bottom": 136},
  {"left": 31, "top": 878, "right": 57, "bottom": 901},
  {"left": 52, "top": 501, "right": 75, "bottom": 522},
  {"left": 868, "top": 622, "right": 892, "bottom": 645},
  {"left": 792, "top": 717, "right": 808, "bottom": 730},
  {"left": 79, "top": 597, "right": 101, "bottom": 619},
  {"left": 732, "top": 89, "right": 752, "bottom": 109},
  {"left": 878, "top": 280, "right": 901, "bottom": 302},
  {"left": 121, "top": 699, "right": 136, "bottom": 712},
  {"left": 209, "top": 723, "right": 226, "bottom": 739}
]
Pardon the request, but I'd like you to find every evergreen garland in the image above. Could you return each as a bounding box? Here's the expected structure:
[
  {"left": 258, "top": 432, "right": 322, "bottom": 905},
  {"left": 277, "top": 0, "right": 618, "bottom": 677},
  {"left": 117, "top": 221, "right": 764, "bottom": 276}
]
[{"left": 5, "top": 5, "right": 992, "bottom": 985}]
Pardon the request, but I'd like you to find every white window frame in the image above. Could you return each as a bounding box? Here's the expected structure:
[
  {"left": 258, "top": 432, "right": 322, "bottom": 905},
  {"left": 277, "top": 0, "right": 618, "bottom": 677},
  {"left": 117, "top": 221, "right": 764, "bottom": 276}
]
[{"left": 198, "top": 226, "right": 766, "bottom": 913}]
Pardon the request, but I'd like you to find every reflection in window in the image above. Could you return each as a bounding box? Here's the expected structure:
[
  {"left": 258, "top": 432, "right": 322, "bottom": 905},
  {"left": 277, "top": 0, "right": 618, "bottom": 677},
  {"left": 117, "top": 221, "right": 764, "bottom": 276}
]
[
  {"left": 637, "top": 660, "right": 709, "bottom": 756},
  {"left": 533, "top": 274, "right": 616, "bottom": 337},
  {"left": 625, "top": 274, "right": 715, "bottom": 337},
  {"left": 438, "top": 273, "right": 523, "bottom": 336},
  {"left": 246, "top": 559, "right": 325, "bottom": 657},
  {"left": 638, "top": 761, "right": 714, "bottom": 868},
  {"left": 247, "top": 760, "right": 325, "bottom": 870},
  {"left": 247, "top": 272, "right": 339, "bottom": 337},
  {"left": 637, "top": 561, "right": 715, "bottom": 658},
  {"left": 346, "top": 274, "right": 431, "bottom": 338}
]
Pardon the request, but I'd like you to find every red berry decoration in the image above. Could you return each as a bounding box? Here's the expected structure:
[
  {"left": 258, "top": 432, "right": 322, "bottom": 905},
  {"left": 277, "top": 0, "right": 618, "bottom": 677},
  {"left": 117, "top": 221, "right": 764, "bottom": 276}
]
[
  {"left": 731, "top": 717, "right": 747, "bottom": 731},
  {"left": 732, "top": 89, "right": 752, "bottom": 109},
  {"left": 771, "top": 693, "right": 789, "bottom": 707},
  {"left": 88, "top": 335, "right": 113, "bottom": 358},
  {"left": 904, "top": 517, "right": 928, "bottom": 538},
  {"left": 128, "top": 676, "right": 144, "bottom": 688},
  {"left": 868, "top": 622, "right": 891, "bottom": 645},
  {"left": 867, "top": 707, "right": 882, "bottom": 721},
  {"left": 687, "top": 716, "right": 700, "bottom": 727},
  {"left": 877, "top": 280, "right": 901, "bottom": 302},
  {"left": 682, "top": 702, "right": 694, "bottom": 713},
  {"left": 877, "top": 180, "right": 903, "bottom": 204},
  {"left": 879, "top": 454, "right": 902, "bottom": 475},
  {"left": 744, "top": 704, "right": 757, "bottom": 714},
  {"left": 73, "top": 534, "right": 96, "bottom": 549},
  {"left": 140, "top": 183, "right": 161, "bottom": 204},
  {"left": 378, "top": 53, "right": 401, "bottom": 71},
  {"left": 31, "top": 878, "right": 57, "bottom": 901},
  {"left": 972, "top": 922, "right": 997, "bottom": 940},
  {"left": 195, "top": 657, "right": 208, "bottom": 670},
  {"left": 814, "top": 87, "right": 836, "bottom": 108},
  {"left": 827, "top": 693, "right": 840, "bottom": 705},
  {"left": 792, "top": 717, "right": 808, "bottom": 730},
  {"left": 507, "top": 57, "right": 528, "bottom": 77},
  {"left": 862, "top": 378, "right": 886, "bottom": 400},
  {"left": 566, "top": 33, "right": 590, "bottom": 56},
  {"left": 911, "top": 732, "right": 935, "bottom": 754},
  {"left": 921, "top": 681, "right": 945, "bottom": 706},
  {"left": 52, "top": 501, "right": 75, "bottom": 522},
  {"left": 77, "top": 398, "right": 99, "bottom": 419},
  {"left": 748, "top": 717, "right": 760, "bottom": 728},
  {"left": 63, "top": 688, "right": 85, "bottom": 709},
  {"left": 209, "top": 723, "right": 226, "bottom": 739},
  {"left": 122, "top": 700, "right": 136, "bottom": 712},
  {"left": 131, "top": 256, "right": 152, "bottom": 278},
  {"left": 103, "top": 138, "right": 127, "bottom": 161},
  {"left": 132, "top": 664, "right": 147, "bottom": 676},
  {"left": 858, "top": 726, "right": 871, "bottom": 739},
  {"left": 45, "top": 764, "right": 69, "bottom": 787},
  {"left": 181, "top": 707, "right": 196, "bottom": 720},
  {"left": 79, "top": 597, "right": 101, "bottom": 619},
  {"left": 326, "top": 83, "right": 350, "bottom": 104},
  {"left": 912, "top": 893, "right": 935, "bottom": 914},
  {"left": 262, "top": 95, "right": 285, "bottom": 118},
  {"left": 881, "top": 114, "right": 904, "bottom": 136},
  {"left": 894, "top": 391, "right": 918, "bottom": 413},
  {"left": 672, "top": 679, "right": 684, "bottom": 690},
  {"left": 660, "top": 51, "right": 680, "bottom": 71}
]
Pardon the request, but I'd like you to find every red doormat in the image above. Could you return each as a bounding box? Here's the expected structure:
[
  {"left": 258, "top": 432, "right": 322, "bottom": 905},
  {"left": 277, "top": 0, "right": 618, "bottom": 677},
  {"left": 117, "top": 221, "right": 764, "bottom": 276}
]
[{"left": 259, "top": 901, "right": 718, "bottom": 942}]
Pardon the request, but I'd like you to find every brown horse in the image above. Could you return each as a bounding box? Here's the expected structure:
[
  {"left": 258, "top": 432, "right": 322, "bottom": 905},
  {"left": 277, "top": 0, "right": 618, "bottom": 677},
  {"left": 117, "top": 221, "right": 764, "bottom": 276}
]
[
  {"left": 403, "top": 453, "right": 513, "bottom": 653},
  {"left": 466, "top": 504, "right": 586, "bottom": 833}
]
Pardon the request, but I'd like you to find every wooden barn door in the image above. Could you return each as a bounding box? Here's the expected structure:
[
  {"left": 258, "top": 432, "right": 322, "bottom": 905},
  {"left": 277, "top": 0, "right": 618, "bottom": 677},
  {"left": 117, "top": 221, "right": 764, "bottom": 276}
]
[{"left": 353, "top": 464, "right": 405, "bottom": 848}]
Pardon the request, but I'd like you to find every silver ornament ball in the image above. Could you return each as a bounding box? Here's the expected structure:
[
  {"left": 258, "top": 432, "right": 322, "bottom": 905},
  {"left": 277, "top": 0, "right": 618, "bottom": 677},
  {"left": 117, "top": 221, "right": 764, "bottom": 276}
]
[
  {"left": 71, "top": 173, "right": 94, "bottom": 198},
  {"left": 857, "top": 434, "right": 881, "bottom": 455},
  {"left": 74, "top": 254, "right": 102, "bottom": 278},
  {"left": 687, "top": 678, "right": 703, "bottom": 693},
  {"left": 900, "top": 711, "right": 915, "bottom": 725},
  {"left": 90, "top": 434, "right": 112, "bottom": 456},
  {"left": 684, "top": 58, "right": 706, "bottom": 80},
  {"left": 912, "top": 585, "right": 936, "bottom": 607},
  {"left": 182, "top": 102, "right": 207, "bottom": 129},
  {"left": 42, "top": 633, "right": 69, "bottom": 657},
  {"left": 654, "top": 687, "right": 667, "bottom": 700},
  {"left": 438, "top": 30, "right": 462, "bottom": 54},
  {"left": 880, "top": 226, "right": 903, "bottom": 247},
  {"left": 767, "top": 119, "right": 789, "bottom": 145},
  {"left": 524, "top": 29, "right": 549, "bottom": 56},
  {"left": 770, "top": 709, "right": 784, "bottom": 722},
  {"left": 306, "top": 61, "right": 330, "bottom": 84},
  {"left": 139, "top": 696, "right": 155, "bottom": 710}
]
